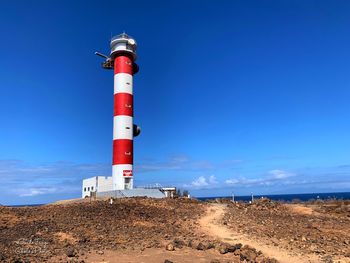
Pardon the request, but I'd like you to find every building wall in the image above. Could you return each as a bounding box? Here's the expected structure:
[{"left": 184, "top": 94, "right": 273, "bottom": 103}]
[
  {"left": 97, "top": 176, "right": 113, "bottom": 192},
  {"left": 82, "top": 176, "right": 113, "bottom": 198},
  {"left": 82, "top": 177, "right": 97, "bottom": 198}
]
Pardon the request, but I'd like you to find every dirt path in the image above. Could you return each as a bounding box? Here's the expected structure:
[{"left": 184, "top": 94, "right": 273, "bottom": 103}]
[
  {"left": 199, "top": 204, "right": 320, "bottom": 263},
  {"left": 53, "top": 247, "right": 238, "bottom": 263}
]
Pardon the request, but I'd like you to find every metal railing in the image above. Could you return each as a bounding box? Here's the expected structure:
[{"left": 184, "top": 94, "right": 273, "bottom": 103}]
[{"left": 135, "top": 183, "right": 164, "bottom": 189}]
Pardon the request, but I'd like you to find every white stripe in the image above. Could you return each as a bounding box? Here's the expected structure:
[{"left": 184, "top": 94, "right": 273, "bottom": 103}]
[
  {"left": 113, "top": 115, "right": 133, "bottom": 140},
  {"left": 113, "top": 164, "right": 133, "bottom": 175},
  {"left": 114, "top": 73, "right": 133, "bottom": 94}
]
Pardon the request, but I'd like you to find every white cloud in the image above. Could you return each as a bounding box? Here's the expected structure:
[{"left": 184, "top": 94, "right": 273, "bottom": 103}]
[
  {"left": 0, "top": 160, "right": 110, "bottom": 184},
  {"left": 184, "top": 175, "right": 218, "bottom": 189},
  {"left": 0, "top": 159, "right": 108, "bottom": 201},
  {"left": 268, "top": 169, "right": 295, "bottom": 179},
  {"left": 192, "top": 176, "right": 209, "bottom": 187},
  {"left": 225, "top": 179, "right": 239, "bottom": 185},
  {"left": 225, "top": 169, "right": 296, "bottom": 187},
  {"left": 19, "top": 187, "right": 58, "bottom": 197},
  {"left": 187, "top": 170, "right": 295, "bottom": 189},
  {"left": 225, "top": 177, "right": 266, "bottom": 186}
]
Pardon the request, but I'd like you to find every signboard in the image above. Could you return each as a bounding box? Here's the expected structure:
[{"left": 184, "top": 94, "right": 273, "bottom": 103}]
[{"left": 123, "top": 170, "right": 132, "bottom": 177}]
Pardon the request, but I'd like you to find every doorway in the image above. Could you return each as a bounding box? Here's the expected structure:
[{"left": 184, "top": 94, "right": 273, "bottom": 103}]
[{"left": 124, "top": 178, "right": 131, "bottom": 190}]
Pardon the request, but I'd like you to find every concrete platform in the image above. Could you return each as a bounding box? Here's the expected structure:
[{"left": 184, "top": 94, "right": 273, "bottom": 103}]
[{"left": 96, "top": 188, "right": 166, "bottom": 198}]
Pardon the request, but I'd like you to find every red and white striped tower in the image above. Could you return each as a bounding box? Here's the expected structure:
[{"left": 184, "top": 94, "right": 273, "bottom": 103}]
[{"left": 98, "top": 33, "right": 140, "bottom": 190}]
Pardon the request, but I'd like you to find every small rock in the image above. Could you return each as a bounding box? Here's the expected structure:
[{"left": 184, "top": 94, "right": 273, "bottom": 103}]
[
  {"left": 165, "top": 243, "right": 175, "bottom": 251},
  {"left": 206, "top": 242, "right": 215, "bottom": 249},
  {"left": 227, "top": 246, "right": 237, "bottom": 253},
  {"left": 189, "top": 240, "right": 200, "bottom": 249},
  {"left": 218, "top": 245, "right": 228, "bottom": 254},
  {"left": 196, "top": 242, "right": 206, "bottom": 250},
  {"left": 255, "top": 255, "right": 266, "bottom": 263},
  {"left": 97, "top": 250, "right": 104, "bottom": 255},
  {"left": 227, "top": 243, "right": 242, "bottom": 253},
  {"left": 173, "top": 238, "right": 185, "bottom": 248},
  {"left": 240, "top": 246, "right": 257, "bottom": 262},
  {"left": 66, "top": 247, "right": 77, "bottom": 257},
  {"left": 187, "top": 239, "right": 193, "bottom": 248},
  {"left": 164, "top": 260, "right": 173, "bottom": 263}
]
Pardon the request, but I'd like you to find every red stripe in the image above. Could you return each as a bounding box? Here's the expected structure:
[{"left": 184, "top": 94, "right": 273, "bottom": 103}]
[
  {"left": 114, "top": 55, "right": 133, "bottom": 75},
  {"left": 114, "top": 93, "right": 133, "bottom": 116},
  {"left": 113, "top": 139, "right": 133, "bottom": 165}
]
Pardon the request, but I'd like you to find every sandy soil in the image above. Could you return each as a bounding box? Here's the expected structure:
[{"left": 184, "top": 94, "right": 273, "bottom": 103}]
[{"left": 288, "top": 204, "right": 319, "bottom": 216}]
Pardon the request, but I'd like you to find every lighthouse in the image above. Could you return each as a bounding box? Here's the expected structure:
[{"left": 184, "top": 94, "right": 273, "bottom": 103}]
[
  {"left": 96, "top": 33, "right": 140, "bottom": 190},
  {"left": 81, "top": 34, "right": 173, "bottom": 199}
]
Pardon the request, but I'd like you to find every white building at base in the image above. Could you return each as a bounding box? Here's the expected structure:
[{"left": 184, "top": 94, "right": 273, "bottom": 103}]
[
  {"left": 82, "top": 176, "right": 176, "bottom": 199},
  {"left": 82, "top": 176, "right": 113, "bottom": 198}
]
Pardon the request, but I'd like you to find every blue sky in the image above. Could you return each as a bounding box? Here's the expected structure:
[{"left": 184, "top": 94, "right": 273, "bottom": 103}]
[{"left": 0, "top": 0, "right": 349, "bottom": 205}]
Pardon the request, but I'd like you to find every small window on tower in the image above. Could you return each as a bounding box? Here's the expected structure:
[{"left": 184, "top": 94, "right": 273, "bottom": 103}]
[
  {"left": 88, "top": 187, "right": 90, "bottom": 191},
  {"left": 91, "top": 186, "right": 94, "bottom": 191},
  {"left": 84, "top": 187, "right": 86, "bottom": 192}
]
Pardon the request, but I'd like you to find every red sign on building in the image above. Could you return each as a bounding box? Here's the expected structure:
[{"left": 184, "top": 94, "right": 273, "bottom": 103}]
[{"left": 123, "top": 170, "right": 133, "bottom": 177}]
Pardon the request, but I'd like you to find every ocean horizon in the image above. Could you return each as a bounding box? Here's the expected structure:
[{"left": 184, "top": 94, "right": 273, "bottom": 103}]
[{"left": 197, "top": 191, "right": 350, "bottom": 202}]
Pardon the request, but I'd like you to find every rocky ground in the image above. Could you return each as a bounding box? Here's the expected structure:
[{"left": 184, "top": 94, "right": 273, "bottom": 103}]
[
  {"left": 0, "top": 198, "right": 276, "bottom": 263},
  {"left": 221, "top": 198, "right": 350, "bottom": 263}
]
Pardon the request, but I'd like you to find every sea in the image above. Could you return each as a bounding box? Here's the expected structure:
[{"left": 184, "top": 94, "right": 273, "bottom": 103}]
[{"left": 196, "top": 192, "right": 350, "bottom": 202}]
